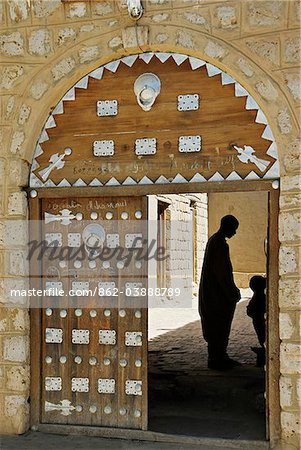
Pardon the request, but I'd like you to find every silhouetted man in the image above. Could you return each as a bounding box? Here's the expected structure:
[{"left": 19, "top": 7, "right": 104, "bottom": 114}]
[{"left": 199, "top": 215, "right": 241, "bottom": 370}]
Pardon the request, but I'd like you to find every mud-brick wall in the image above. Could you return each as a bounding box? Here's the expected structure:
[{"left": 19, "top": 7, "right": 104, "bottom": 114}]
[{"left": 208, "top": 191, "right": 268, "bottom": 288}]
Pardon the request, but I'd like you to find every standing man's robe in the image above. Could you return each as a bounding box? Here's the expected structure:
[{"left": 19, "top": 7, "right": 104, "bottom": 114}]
[{"left": 199, "top": 231, "right": 240, "bottom": 361}]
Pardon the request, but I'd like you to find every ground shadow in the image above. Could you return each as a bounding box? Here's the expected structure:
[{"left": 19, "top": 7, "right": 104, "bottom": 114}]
[{"left": 148, "top": 300, "right": 266, "bottom": 441}]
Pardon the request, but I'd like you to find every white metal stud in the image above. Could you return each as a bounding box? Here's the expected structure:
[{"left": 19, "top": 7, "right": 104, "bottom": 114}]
[
  {"left": 104, "top": 405, "right": 112, "bottom": 414},
  {"left": 74, "top": 260, "right": 82, "bottom": 269},
  {"left": 104, "top": 309, "right": 111, "bottom": 317},
  {"left": 90, "top": 310, "right": 97, "bottom": 318},
  {"left": 89, "top": 357, "right": 97, "bottom": 365},
  {"left": 60, "top": 356, "right": 67, "bottom": 364},
  {"left": 117, "top": 261, "right": 124, "bottom": 269},
  {"left": 103, "top": 357, "right": 111, "bottom": 366},
  {"left": 105, "top": 211, "right": 113, "bottom": 220},
  {"left": 89, "top": 405, "right": 97, "bottom": 413},
  {"left": 30, "top": 190, "right": 38, "bottom": 198},
  {"left": 119, "top": 309, "right": 126, "bottom": 317},
  {"left": 45, "top": 308, "right": 52, "bottom": 316},
  {"left": 134, "top": 409, "right": 141, "bottom": 418},
  {"left": 75, "top": 308, "right": 83, "bottom": 317},
  {"left": 135, "top": 359, "right": 142, "bottom": 368},
  {"left": 135, "top": 210, "right": 142, "bottom": 219},
  {"left": 60, "top": 310, "right": 67, "bottom": 318},
  {"left": 121, "top": 212, "right": 129, "bottom": 220},
  {"left": 135, "top": 310, "right": 142, "bottom": 319},
  {"left": 74, "top": 356, "right": 82, "bottom": 364},
  {"left": 45, "top": 356, "right": 52, "bottom": 364},
  {"left": 90, "top": 212, "right": 98, "bottom": 220},
  {"left": 89, "top": 260, "right": 97, "bottom": 269}
]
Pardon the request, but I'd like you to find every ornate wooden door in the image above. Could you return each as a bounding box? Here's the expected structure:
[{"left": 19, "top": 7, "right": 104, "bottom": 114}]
[{"left": 40, "top": 196, "right": 148, "bottom": 429}]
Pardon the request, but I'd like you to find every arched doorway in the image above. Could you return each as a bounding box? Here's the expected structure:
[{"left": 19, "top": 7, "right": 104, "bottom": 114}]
[{"left": 28, "top": 52, "right": 280, "bottom": 443}]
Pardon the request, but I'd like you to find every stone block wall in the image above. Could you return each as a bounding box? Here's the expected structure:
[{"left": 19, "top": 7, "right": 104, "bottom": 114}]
[
  {"left": 0, "top": 1, "right": 300, "bottom": 448},
  {"left": 159, "top": 193, "right": 208, "bottom": 297}
]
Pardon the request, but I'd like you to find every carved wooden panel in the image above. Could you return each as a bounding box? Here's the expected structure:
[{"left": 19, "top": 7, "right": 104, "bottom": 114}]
[
  {"left": 32, "top": 57, "right": 275, "bottom": 187},
  {"left": 41, "top": 196, "right": 148, "bottom": 429}
]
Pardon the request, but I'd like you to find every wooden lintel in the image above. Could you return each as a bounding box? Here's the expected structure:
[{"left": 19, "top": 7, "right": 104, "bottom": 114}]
[{"left": 26, "top": 179, "right": 277, "bottom": 199}]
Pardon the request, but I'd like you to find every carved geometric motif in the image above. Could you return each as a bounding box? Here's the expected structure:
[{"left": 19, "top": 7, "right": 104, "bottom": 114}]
[
  {"left": 125, "top": 380, "right": 142, "bottom": 396},
  {"left": 125, "top": 331, "right": 142, "bottom": 346},
  {"left": 97, "top": 100, "right": 118, "bottom": 116},
  {"left": 106, "top": 234, "right": 120, "bottom": 248},
  {"left": 71, "top": 281, "right": 89, "bottom": 294},
  {"left": 45, "top": 233, "right": 62, "bottom": 247},
  {"left": 72, "top": 329, "right": 90, "bottom": 344},
  {"left": 67, "top": 233, "right": 81, "bottom": 247},
  {"left": 177, "top": 94, "right": 199, "bottom": 111},
  {"left": 99, "top": 330, "right": 116, "bottom": 345},
  {"left": 125, "top": 282, "right": 143, "bottom": 297},
  {"left": 45, "top": 377, "right": 62, "bottom": 391},
  {"left": 45, "top": 328, "right": 63, "bottom": 343},
  {"left": 45, "top": 281, "right": 63, "bottom": 295},
  {"left": 71, "top": 377, "right": 89, "bottom": 392},
  {"left": 135, "top": 138, "right": 156, "bottom": 156},
  {"left": 98, "top": 282, "right": 116, "bottom": 296},
  {"left": 125, "top": 233, "right": 143, "bottom": 248},
  {"left": 93, "top": 140, "right": 114, "bottom": 156},
  {"left": 98, "top": 378, "right": 115, "bottom": 394},
  {"left": 178, "top": 135, "right": 201, "bottom": 153}
]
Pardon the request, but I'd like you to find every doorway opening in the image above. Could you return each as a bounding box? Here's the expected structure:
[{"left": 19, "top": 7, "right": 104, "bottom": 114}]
[
  {"left": 28, "top": 50, "right": 280, "bottom": 444},
  {"left": 148, "top": 189, "right": 273, "bottom": 441}
]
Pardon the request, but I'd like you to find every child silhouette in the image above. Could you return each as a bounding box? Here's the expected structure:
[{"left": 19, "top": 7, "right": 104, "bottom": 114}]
[{"left": 247, "top": 275, "right": 266, "bottom": 367}]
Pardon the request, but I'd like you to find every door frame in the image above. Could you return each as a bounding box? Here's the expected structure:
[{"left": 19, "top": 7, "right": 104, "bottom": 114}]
[{"left": 28, "top": 178, "right": 280, "bottom": 446}]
